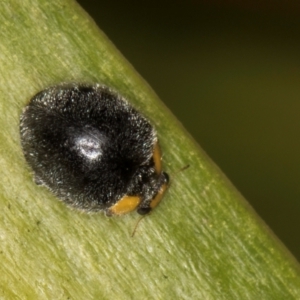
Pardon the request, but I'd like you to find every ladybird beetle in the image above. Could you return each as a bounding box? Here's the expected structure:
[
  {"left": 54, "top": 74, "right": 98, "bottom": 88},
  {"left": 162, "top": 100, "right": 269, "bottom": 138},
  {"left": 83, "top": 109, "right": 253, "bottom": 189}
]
[{"left": 20, "top": 83, "right": 169, "bottom": 215}]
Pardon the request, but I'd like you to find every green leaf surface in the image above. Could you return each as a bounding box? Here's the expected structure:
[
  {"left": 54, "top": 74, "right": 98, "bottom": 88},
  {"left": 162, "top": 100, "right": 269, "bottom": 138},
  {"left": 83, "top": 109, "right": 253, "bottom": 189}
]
[{"left": 1, "top": 1, "right": 300, "bottom": 299}]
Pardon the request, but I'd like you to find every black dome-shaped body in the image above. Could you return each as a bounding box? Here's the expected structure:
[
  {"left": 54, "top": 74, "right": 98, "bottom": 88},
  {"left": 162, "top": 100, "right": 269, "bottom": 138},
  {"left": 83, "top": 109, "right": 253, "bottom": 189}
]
[{"left": 20, "top": 83, "right": 169, "bottom": 215}]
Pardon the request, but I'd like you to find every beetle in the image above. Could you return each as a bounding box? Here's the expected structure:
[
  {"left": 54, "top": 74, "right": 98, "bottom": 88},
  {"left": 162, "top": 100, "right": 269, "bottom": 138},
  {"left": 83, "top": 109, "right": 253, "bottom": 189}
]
[{"left": 20, "top": 83, "right": 169, "bottom": 216}]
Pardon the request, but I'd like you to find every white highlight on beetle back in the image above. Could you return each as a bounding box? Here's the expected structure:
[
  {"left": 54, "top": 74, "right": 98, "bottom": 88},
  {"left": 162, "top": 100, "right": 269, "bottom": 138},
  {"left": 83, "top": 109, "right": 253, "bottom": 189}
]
[
  {"left": 75, "top": 135, "right": 104, "bottom": 160},
  {"left": 68, "top": 126, "right": 108, "bottom": 162}
]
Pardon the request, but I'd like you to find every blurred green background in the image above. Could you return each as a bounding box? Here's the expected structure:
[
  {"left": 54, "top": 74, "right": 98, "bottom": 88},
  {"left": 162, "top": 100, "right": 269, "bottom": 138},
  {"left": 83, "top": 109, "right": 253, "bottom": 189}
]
[{"left": 77, "top": 0, "right": 300, "bottom": 261}]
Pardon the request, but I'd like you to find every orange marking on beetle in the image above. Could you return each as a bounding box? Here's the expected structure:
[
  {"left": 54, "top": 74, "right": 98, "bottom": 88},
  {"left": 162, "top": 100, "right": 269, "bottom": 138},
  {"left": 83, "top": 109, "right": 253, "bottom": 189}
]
[{"left": 109, "top": 196, "right": 141, "bottom": 215}]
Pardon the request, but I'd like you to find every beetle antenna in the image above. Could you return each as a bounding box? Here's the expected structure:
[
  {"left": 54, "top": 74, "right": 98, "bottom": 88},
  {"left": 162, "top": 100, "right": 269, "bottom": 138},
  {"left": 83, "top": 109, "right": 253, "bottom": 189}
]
[
  {"left": 131, "top": 165, "right": 190, "bottom": 237},
  {"left": 172, "top": 164, "right": 190, "bottom": 178},
  {"left": 131, "top": 215, "right": 146, "bottom": 237},
  {"left": 168, "top": 164, "right": 190, "bottom": 186}
]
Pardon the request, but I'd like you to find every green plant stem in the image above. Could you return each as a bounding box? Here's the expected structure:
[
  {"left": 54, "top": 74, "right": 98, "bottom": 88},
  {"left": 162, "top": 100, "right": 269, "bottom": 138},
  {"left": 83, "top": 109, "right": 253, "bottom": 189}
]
[{"left": 0, "top": 1, "right": 300, "bottom": 299}]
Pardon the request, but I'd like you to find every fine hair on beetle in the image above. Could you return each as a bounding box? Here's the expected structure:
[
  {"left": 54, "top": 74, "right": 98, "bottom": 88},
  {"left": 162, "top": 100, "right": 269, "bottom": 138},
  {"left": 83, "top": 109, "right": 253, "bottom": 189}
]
[{"left": 20, "top": 83, "right": 170, "bottom": 219}]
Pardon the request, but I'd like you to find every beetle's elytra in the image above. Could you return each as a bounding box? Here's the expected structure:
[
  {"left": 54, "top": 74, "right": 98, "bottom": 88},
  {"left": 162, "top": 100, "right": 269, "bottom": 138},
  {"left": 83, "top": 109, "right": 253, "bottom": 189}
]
[{"left": 20, "top": 83, "right": 169, "bottom": 215}]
